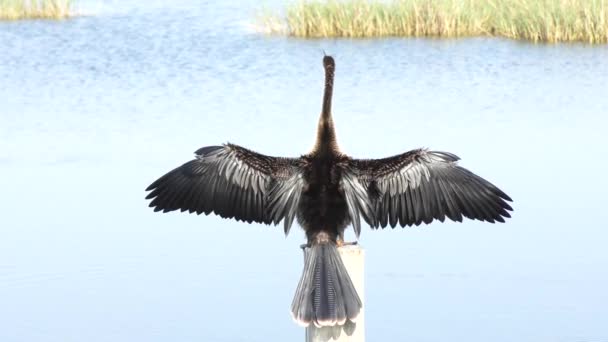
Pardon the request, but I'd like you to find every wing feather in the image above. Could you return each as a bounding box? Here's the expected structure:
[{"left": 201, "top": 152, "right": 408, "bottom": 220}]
[
  {"left": 146, "top": 143, "right": 304, "bottom": 231},
  {"left": 340, "top": 168, "right": 375, "bottom": 237},
  {"left": 348, "top": 149, "right": 512, "bottom": 229}
]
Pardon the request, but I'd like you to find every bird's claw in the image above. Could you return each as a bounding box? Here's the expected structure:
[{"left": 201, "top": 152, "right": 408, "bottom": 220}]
[{"left": 337, "top": 240, "right": 358, "bottom": 247}]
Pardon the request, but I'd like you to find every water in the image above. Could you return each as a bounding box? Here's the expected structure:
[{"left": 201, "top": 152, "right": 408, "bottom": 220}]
[{"left": 1, "top": 1, "right": 608, "bottom": 341}]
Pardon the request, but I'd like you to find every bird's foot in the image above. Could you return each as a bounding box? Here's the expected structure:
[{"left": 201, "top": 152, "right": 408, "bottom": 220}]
[
  {"left": 299, "top": 243, "right": 311, "bottom": 250},
  {"left": 336, "top": 240, "right": 358, "bottom": 247}
]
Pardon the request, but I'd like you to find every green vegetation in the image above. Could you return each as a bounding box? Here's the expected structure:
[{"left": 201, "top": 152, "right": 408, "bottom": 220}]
[
  {"left": 0, "top": 0, "right": 73, "bottom": 20},
  {"left": 260, "top": 0, "right": 608, "bottom": 43}
]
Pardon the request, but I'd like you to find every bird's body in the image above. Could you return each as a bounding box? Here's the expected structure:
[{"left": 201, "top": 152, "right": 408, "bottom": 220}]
[
  {"left": 298, "top": 153, "right": 350, "bottom": 243},
  {"left": 145, "top": 55, "right": 513, "bottom": 330}
]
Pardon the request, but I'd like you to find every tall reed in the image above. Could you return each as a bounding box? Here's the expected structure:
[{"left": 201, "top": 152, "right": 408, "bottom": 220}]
[
  {"left": 260, "top": 0, "right": 608, "bottom": 43},
  {"left": 0, "top": 0, "right": 73, "bottom": 20}
]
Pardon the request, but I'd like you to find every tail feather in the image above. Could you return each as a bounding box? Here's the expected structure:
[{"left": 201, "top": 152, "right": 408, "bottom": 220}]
[
  {"left": 329, "top": 249, "right": 360, "bottom": 323},
  {"left": 291, "top": 249, "right": 317, "bottom": 325},
  {"left": 291, "top": 242, "right": 362, "bottom": 328}
]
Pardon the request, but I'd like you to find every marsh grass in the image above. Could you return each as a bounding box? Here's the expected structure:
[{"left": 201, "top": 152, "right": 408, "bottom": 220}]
[
  {"left": 260, "top": 0, "right": 608, "bottom": 43},
  {"left": 0, "top": 0, "right": 73, "bottom": 20}
]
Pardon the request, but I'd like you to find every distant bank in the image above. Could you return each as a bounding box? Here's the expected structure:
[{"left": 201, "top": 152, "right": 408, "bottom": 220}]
[
  {"left": 259, "top": 0, "right": 608, "bottom": 44},
  {"left": 0, "top": 0, "right": 73, "bottom": 20}
]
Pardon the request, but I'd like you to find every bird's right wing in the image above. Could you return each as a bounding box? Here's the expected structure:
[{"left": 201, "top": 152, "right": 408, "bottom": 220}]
[
  {"left": 347, "top": 148, "right": 513, "bottom": 229},
  {"left": 145, "top": 143, "right": 305, "bottom": 234}
]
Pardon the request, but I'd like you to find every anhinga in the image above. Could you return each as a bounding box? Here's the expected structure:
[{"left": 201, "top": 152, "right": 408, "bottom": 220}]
[{"left": 145, "top": 55, "right": 512, "bottom": 330}]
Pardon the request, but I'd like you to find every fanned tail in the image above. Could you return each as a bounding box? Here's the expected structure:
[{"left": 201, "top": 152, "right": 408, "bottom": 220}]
[{"left": 291, "top": 241, "right": 362, "bottom": 329}]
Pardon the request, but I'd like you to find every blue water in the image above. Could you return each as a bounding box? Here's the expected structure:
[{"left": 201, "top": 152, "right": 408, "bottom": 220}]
[{"left": 1, "top": 1, "right": 608, "bottom": 341}]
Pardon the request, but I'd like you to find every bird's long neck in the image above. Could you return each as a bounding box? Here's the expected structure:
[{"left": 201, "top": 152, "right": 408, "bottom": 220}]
[{"left": 313, "top": 62, "right": 339, "bottom": 156}]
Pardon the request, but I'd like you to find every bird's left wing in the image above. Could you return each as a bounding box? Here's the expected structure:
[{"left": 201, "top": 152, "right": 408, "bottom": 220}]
[
  {"left": 346, "top": 148, "right": 513, "bottom": 230},
  {"left": 145, "top": 143, "right": 305, "bottom": 234}
]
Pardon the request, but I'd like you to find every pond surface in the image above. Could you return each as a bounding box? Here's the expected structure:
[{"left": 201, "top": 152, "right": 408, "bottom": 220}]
[{"left": 1, "top": 1, "right": 608, "bottom": 341}]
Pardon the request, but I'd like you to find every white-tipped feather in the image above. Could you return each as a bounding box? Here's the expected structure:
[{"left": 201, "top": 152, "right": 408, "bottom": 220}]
[{"left": 291, "top": 242, "right": 361, "bottom": 328}]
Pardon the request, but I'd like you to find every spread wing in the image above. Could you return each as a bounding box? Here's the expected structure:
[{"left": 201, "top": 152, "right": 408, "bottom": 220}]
[
  {"left": 145, "top": 143, "right": 305, "bottom": 234},
  {"left": 347, "top": 149, "right": 513, "bottom": 229}
]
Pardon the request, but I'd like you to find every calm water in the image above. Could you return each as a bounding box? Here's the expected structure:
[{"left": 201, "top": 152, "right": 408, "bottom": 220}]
[{"left": 1, "top": 1, "right": 608, "bottom": 341}]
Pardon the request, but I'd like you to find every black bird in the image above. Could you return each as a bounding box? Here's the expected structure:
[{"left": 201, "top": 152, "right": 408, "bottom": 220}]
[{"left": 145, "top": 55, "right": 512, "bottom": 329}]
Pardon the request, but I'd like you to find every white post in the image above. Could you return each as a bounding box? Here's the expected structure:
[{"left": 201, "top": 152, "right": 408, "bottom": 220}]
[{"left": 306, "top": 245, "right": 365, "bottom": 342}]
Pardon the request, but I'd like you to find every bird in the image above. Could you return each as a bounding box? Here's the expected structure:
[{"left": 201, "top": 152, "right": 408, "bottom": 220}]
[{"left": 145, "top": 55, "right": 513, "bottom": 331}]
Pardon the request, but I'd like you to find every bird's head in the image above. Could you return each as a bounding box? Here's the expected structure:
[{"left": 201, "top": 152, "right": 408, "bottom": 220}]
[{"left": 323, "top": 55, "right": 335, "bottom": 72}]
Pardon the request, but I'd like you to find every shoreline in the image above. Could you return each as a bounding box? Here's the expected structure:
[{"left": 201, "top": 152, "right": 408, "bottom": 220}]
[{"left": 259, "top": 0, "right": 608, "bottom": 44}]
